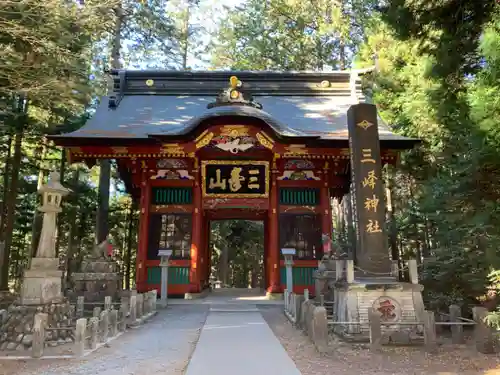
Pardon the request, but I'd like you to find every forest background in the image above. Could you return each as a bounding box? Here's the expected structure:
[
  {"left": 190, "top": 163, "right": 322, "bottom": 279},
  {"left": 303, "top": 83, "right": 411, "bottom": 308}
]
[{"left": 0, "top": 0, "right": 499, "bottom": 318}]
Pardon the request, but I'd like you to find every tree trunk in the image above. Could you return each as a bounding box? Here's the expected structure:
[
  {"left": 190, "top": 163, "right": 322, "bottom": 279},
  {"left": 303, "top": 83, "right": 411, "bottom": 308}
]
[
  {"left": 55, "top": 149, "right": 66, "bottom": 257},
  {"left": 97, "top": 2, "right": 123, "bottom": 244},
  {"left": 64, "top": 169, "right": 80, "bottom": 288},
  {"left": 0, "top": 98, "right": 26, "bottom": 290},
  {"left": 30, "top": 140, "right": 48, "bottom": 259},
  {"left": 125, "top": 200, "right": 136, "bottom": 290},
  {"left": 0, "top": 133, "right": 12, "bottom": 235}
]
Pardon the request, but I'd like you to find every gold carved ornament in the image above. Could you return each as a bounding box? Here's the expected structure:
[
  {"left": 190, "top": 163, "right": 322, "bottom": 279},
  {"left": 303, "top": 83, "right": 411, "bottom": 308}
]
[
  {"left": 161, "top": 143, "right": 186, "bottom": 155},
  {"left": 220, "top": 125, "right": 249, "bottom": 137},
  {"left": 195, "top": 132, "right": 214, "bottom": 149},
  {"left": 200, "top": 160, "right": 270, "bottom": 199},
  {"left": 256, "top": 132, "right": 274, "bottom": 150}
]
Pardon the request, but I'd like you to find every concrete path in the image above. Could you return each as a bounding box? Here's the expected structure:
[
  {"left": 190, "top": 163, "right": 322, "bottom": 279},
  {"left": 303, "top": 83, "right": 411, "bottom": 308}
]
[
  {"left": 11, "top": 305, "right": 208, "bottom": 375},
  {"left": 185, "top": 305, "right": 302, "bottom": 375}
]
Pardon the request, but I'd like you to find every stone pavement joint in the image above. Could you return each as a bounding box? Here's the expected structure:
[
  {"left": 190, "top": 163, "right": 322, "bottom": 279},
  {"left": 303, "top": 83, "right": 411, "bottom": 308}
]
[{"left": 185, "top": 306, "right": 302, "bottom": 375}]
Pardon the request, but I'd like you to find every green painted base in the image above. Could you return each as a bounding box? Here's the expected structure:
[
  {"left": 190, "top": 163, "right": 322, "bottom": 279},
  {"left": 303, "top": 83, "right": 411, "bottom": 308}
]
[
  {"left": 185, "top": 289, "right": 210, "bottom": 300},
  {"left": 266, "top": 292, "right": 284, "bottom": 300}
]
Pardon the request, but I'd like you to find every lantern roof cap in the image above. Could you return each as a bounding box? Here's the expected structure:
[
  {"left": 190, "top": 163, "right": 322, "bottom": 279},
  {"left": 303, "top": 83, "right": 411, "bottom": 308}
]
[{"left": 38, "top": 172, "right": 71, "bottom": 195}]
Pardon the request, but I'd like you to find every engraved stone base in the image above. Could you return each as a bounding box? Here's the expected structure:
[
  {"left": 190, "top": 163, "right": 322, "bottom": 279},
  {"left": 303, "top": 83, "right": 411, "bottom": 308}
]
[
  {"left": 333, "top": 280, "right": 425, "bottom": 341},
  {"left": 20, "top": 258, "right": 63, "bottom": 305}
]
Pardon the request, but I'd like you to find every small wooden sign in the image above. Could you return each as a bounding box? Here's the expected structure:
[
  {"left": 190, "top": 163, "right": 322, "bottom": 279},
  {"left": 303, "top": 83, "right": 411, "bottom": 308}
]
[{"left": 201, "top": 160, "right": 269, "bottom": 198}]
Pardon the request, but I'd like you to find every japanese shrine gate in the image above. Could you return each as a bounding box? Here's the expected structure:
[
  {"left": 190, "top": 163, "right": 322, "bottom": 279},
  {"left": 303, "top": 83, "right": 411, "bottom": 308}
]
[{"left": 50, "top": 70, "right": 418, "bottom": 297}]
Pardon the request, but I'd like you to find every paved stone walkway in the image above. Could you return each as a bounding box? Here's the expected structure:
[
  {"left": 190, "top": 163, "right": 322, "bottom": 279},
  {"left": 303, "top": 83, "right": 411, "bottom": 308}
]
[
  {"left": 12, "top": 305, "right": 208, "bottom": 375},
  {"left": 185, "top": 304, "right": 302, "bottom": 375}
]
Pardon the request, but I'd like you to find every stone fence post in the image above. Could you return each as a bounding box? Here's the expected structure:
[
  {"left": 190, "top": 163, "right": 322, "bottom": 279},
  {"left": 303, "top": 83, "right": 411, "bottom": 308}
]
[
  {"left": 129, "top": 295, "right": 137, "bottom": 323},
  {"left": 449, "top": 304, "right": 464, "bottom": 344},
  {"left": 151, "top": 289, "right": 157, "bottom": 312},
  {"left": 99, "top": 310, "right": 109, "bottom": 343},
  {"left": 368, "top": 308, "right": 382, "bottom": 351},
  {"left": 76, "top": 296, "right": 84, "bottom": 319},
  {"left": 304, "top": 289, "right": 309, "bottom": 301},
  {"left": 144, "top": 292, "right": 150, "bottom": 315},
  {"left": 104, "top": 296, "right": 112, "bottom": 311},
  {"left": 109, "top": 309, "right": 118, "bottom": 337},
  {"left": 93, "top": 306, "right": 101, "bottom": 318},
  {"left": 74, "top": 318, "right": 87, "bottom": 357},
  {"left": 423, "top": 310, "right": 437, "bottom": 353},
  {"left": 89, "top": 317, "right": 98, "bottom": 349},
  {"left": 294, "top": 294, "right": 304, "bottom": 327},
  {"left": 346, "top": 260, "right": 354, "bottom": 283},
  {"left": 311, "top": 306, "right": 329, "bottom": 353},
  {"left": 473, "top": 306, "right": 495, "bottom": 354},
  {"left": 136, "top": 294, "right": 144, "bottom": 318},
  {"left": 335, "top": 260, "right": 344, "bottom": 280},
  {"left": 32, "top": 313, "right": 47, "bottom": 358},
  {"left": 118, "top": 304, "right": 127, "bottom": 332}
]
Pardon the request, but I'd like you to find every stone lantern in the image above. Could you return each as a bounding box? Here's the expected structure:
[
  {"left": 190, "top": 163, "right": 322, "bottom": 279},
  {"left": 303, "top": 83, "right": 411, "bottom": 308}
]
[{"left": 20, "top": 172, "right": 70, "bottom": 305}]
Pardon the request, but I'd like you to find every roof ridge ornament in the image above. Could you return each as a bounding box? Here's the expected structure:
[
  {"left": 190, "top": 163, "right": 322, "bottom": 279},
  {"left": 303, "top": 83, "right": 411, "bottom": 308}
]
[{"left": 207, "top": 75, "right": 263, "bottom": 110}]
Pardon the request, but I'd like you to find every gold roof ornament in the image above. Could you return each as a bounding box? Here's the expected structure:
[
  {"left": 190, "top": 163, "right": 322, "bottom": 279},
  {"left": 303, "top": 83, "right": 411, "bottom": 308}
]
[{"left": 207, "top": 75, "right": 262, "bottom": 110}]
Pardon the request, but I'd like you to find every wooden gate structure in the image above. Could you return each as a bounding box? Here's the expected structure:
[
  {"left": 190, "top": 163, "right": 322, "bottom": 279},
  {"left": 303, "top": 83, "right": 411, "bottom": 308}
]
[{"left": 50, "top": 70, "right": 418, "bottom": 297}]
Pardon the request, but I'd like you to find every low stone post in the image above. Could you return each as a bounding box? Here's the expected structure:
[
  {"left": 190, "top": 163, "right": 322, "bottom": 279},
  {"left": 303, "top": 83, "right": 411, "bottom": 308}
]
[
  {"left": 74, "top": 318, "right": 87, "bottom": 357},
  {"left": 449, "top": 304, "right": 464, "bottom": 344},
  {"left": 294, "top": 294, "right": 304, "bottom": 326},
  {"left": 121, "top": 295, "right": 129, "bottom": 313},
  {"left": 151, "top": 289, "right": 157, "bottom": 312},
  {"left": 109, "top": 309, "right": 118, "bottom": 337},
  {"left": 129, "top": 295, "right": 137, "bottom": 323},
  {"left": 89, "top": 317, "right": 98, "bottom": 349},
  {"left": 32, "top": 313, "right": 47, "bottom": 358},
  {"left": 408, "top": 259, "right": 418, "bottom": 284},
  {"left": 93, "top": 306, "right": 101, "bottom": 318},
  {"left": 76, "top": 296, "right": 84, "bottom": 319},
  {"left": 319, "top": 294, "right": 325, "bottom": 307},
  {"left": 472, "top": 306, "right": 495, "bottom": 354},
  {"left": 311, "top": 306, "right": 329, "bottom": 353},
  {"left": 368, "top": 308, "right": 382, "bottom": 351},
  {"left": 346, "top": 260, "right": 354, "bottom": 283},
  {"left": 335, "top": 260, "right": 344, "bottom": 280},
  {"left": 118, "top": 304, "right": 127, "bottom": 332},
  {"left": 104, "top": 296, "right": 112, "bottom": 311},
  {"left": 304, "top": 289, "right": 309, "bottom": 301},
  {"left": 99, "top": 310, "right": 109, "bottom": 343},
  {"left": 423, "top": 310, "right": 437, "bottom": 353},
  {"left": 136, "top": 293, "right": 144, "bottom": 318}
]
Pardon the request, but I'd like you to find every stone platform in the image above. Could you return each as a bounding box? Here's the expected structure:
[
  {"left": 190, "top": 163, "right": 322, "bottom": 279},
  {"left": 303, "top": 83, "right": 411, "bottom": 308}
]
[
  {"left": 69, "top": 259, "right": 121, "bottom": 303},
  {"left": 0, "top": 301, "right": 74, "bottom": 351}
]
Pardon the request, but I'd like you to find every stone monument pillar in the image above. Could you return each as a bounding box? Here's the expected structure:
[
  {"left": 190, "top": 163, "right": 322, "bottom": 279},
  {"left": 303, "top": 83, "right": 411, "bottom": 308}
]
[
  {"left": 20, "top": 172, "right": 70, "bottom": 305},
  {"left": 330, "top": 103, "right": 425, "bottom": 342}
]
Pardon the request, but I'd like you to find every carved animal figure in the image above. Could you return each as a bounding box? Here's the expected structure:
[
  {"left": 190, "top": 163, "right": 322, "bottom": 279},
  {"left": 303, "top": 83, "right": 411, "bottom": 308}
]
[{"left": 215, "top": 138, "right": 253, "bottom": 154}]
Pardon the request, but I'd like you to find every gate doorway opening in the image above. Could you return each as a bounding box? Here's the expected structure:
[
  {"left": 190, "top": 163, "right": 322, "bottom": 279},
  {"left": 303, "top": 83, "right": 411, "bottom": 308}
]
[{"left": 209, "top": 220, "right": 265, "bottom": 290}]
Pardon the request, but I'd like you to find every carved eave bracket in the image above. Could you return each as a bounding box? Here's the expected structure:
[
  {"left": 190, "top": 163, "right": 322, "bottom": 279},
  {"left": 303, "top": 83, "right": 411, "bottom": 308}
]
[{"left": 207, "top": 75, "right": 263, "bottom": 110}]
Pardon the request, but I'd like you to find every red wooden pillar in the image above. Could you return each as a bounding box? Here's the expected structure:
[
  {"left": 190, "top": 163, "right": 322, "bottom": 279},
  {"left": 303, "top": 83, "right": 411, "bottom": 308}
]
[
  {"left": 136, "top": 171, "right": 150, "bottom": 292},
  {"left": 189, "top": 166, "right": 202, "bottom": 294},
  {"left": 267, "top": 169, "right": 280, "bottom": 294}
]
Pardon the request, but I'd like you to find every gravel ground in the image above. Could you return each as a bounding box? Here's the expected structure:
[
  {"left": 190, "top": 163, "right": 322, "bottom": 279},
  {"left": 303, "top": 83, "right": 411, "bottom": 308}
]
[
  {"left": 0, "top": 305, "right": 208, "bottom": 375},
  {"left": 260, "top": 306, "right": 500, "bottom": 375}
]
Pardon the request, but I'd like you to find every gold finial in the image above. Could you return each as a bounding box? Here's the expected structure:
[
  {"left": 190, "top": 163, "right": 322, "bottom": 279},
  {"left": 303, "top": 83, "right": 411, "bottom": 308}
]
[
  {"left": 230, "top": 75, "right": 241, "bottom": 89},
  {"left": 320, "top": 80, "right": 330, "bottom": 88}
]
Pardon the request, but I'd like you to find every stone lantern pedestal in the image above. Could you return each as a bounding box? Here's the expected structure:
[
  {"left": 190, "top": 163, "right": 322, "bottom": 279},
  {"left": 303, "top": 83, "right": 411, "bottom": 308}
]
[
  {"left": 0, "top": 172, "right": 73, "bottom": 352},
  {"left": 20, "top": 172, "right": 70, "bottom": 305}
]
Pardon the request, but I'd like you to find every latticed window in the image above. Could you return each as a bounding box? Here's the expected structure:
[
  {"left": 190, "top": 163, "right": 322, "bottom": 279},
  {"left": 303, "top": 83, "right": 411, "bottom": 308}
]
[
  {"left": 147, "top": 214, "right": 192, "bottom": 260},
  {"left": 279, "top": 214, "right": 322, "bottom": 259}
]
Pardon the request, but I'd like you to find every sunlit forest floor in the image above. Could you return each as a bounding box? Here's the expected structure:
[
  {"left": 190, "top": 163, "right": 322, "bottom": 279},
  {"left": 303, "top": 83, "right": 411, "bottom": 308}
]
[{"left": 261, "top": 307, "right": 500, "bottom": 375}]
